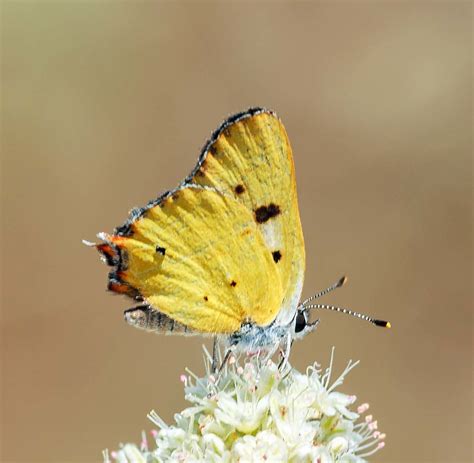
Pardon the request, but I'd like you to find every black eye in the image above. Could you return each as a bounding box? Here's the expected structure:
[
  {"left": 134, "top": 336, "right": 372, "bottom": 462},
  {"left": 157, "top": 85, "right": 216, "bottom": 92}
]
[{"left": 295, "top": 312, "right": 307, "bottom": 333}]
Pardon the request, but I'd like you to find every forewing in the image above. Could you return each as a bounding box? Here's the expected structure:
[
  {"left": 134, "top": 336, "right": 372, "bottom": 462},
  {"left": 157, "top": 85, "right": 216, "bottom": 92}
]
[{"left": 188, "top": 109, "right": 305, "bottom": 323}]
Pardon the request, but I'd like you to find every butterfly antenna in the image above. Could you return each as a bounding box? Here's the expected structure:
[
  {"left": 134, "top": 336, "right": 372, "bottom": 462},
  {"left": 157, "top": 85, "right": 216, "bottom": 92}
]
[
  {"left": 303, "top": 303, "right": 391, "bottom": 328},
  {"left": 299, "top": 275, "right": 347, "bottom": 308}
]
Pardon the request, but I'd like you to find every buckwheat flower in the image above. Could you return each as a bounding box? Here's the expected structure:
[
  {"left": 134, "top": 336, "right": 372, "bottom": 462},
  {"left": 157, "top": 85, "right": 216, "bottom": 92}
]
[
  {"left": 105, "top": 347, "right": 386, "bottom": 462},
  {"left": 214, "top": 390, "right": 270, "bottom": 433},
  {"left": 232, "top": 430, "right": 288, "bottom": 462}
]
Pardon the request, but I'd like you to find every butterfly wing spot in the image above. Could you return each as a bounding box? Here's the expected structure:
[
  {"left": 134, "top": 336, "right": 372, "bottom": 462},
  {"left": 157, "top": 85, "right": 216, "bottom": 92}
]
[
  {"left": 156, "top": 246, "right": 166, "bottom": 256},
  {"left": 230, "top": 280, "right": 237, "bottom": 287},
  {"left": 254, "top": 203, "right": 281, "bottom": 224},
  {"left": 204, "top": 296, "right": 209, "bottom": 301},
  {"left": 235, "top": 184, "right": 245, "bottom": 195},
  {"left": 272, "top": 250, "right": 282, "bottom": 263}
]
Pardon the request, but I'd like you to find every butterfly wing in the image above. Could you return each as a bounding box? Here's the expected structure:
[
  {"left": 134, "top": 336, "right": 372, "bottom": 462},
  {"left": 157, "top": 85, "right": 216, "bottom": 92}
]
[
  {"left": 98, "top": 186, "right": 282, "bottom": 333},
  {"left": 96, "top": 108, "right": 304, "bottom": 334},
  {"left": 187, "top": 108, "right": 305, "bottom": 325}
]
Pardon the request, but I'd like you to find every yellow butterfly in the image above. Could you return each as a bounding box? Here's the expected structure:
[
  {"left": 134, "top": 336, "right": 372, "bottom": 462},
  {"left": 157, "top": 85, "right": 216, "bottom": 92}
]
[{"left": 89, "top": 108, "right": 389, "bottom": 357}]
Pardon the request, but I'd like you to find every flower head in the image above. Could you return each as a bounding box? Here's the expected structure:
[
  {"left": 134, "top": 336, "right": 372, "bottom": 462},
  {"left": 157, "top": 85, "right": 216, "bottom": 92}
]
[{"left": 107, "top": 347, "right": 386, "bottom": 462}]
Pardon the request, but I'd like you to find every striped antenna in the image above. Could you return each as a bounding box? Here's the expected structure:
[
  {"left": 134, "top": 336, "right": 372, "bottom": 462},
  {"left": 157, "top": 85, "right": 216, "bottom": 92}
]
[
  {"left": 303, "top": 303, "right": 391, "bottom": 328},
  {"left": 299, "top": 275, "right": 347, "bottom": 308}
]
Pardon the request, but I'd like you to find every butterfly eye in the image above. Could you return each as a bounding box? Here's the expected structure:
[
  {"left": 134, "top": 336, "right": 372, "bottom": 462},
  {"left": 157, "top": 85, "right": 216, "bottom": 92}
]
[{"left": 294, "top": 311, "right": 307, "bottom": 333}]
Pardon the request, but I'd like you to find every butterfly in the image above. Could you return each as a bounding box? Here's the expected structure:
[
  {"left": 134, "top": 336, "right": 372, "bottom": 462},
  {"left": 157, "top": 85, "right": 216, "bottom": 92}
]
[{"left": 88, "top": 108, "right": 389, "bottom": 359}]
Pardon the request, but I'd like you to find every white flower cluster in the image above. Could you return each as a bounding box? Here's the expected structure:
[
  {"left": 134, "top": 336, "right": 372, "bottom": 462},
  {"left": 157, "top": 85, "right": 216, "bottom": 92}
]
[{"left": 105, "top": 348, "right": 385, "bottom": 463}]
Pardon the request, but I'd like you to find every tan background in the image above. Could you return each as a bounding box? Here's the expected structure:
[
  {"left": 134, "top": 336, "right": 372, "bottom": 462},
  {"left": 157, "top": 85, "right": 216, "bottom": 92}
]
[{"left": 1, "top": 2, "right": 472, "bottom": 462}]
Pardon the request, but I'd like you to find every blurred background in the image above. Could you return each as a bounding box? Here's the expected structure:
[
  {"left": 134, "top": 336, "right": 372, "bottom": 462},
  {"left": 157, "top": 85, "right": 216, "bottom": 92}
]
[{"left": 1, "top": 2, "right": 472, "bottom": 462}]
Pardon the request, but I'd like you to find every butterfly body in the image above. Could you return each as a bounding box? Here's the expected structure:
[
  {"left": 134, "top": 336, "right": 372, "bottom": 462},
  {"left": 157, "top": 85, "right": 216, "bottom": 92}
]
[
  {"left": 95, "top": 108, "right": 306, "bottom": 350},
  {"left": 124, "top": 305, "right": 293, "bottom": 353}
]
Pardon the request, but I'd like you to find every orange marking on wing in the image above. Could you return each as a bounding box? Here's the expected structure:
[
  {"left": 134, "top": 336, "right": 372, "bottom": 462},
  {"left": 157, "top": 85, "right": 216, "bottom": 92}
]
[
  {"left": 97, "top": 243, "right": 115, "bottom": 257},
  {"left": 108, "top": 281, "right": 133, "bottom": 295},
  {"left": 109, "top": 235, "right": 127, "bottom": 247},
  {"left": 116, "top": 270, "right": 128, "bottom": 281},
  {"left": 96, "top": 242, "right": 120, "bottom": 266}
]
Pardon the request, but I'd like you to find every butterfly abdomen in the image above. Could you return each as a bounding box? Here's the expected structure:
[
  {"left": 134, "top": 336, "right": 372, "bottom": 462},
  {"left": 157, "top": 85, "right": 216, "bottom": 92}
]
[{"left": 124, "top": 306, "right": 196, "bottom": 336}]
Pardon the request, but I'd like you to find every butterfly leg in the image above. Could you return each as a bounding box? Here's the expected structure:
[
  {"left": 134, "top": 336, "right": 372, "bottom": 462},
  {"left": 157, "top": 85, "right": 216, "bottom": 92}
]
[
  {"left": 215, "top": 347, "right": 235, "bottom": 381},
  {"left": 211, "top": 336, "right": 218, "bottom": 373}
]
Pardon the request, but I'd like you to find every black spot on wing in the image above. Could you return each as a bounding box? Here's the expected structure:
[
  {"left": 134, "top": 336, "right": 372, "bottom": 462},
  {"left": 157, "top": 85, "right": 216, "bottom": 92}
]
[
  {"left": 272, "top": 250, "right": 282, "bottom": 263},
  {"left": 230, "top": 280, "right": 237, "bottom": 287},
  {"left": 204, "top": 296, "right": 208, "bottom": 301},
  {"left": 156, "top": 246, "right": 166, "bottom": 256},
  {"left": 254, "top": 203, "right": 281, "bottom": 224},
  {"left": 235, "top": 184, "right": 245, "bottom": 194}
]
